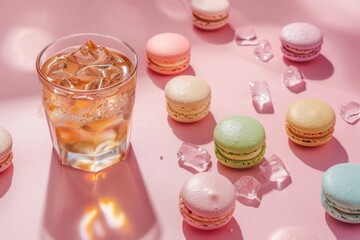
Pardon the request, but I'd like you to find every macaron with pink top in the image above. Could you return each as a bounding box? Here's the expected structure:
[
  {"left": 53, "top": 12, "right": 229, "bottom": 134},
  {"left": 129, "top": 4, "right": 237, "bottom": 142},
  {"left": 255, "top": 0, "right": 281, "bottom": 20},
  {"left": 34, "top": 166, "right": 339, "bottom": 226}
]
[
  {"left": 280, "top": 22, "right": 323, "bottom": 62},
  {"left": 179, "top": 172, "right": 236, "bottom": 230},
  {"left": 146, "top": 32, "right": 191, "bottom": 75}
]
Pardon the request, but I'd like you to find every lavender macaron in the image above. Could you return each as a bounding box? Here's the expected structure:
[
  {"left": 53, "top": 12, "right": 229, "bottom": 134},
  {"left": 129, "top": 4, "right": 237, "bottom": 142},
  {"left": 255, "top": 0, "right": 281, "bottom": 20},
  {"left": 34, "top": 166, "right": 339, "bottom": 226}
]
[{"left": 280, "top": 22, "right": 323, "bottom": 62}]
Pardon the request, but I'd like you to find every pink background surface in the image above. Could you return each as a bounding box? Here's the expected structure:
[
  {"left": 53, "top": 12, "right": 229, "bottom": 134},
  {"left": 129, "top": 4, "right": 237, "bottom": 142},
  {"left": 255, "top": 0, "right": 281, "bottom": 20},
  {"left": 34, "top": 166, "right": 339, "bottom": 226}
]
[{"left": 1, "top": 0, "right": 360, "bottom": 239}]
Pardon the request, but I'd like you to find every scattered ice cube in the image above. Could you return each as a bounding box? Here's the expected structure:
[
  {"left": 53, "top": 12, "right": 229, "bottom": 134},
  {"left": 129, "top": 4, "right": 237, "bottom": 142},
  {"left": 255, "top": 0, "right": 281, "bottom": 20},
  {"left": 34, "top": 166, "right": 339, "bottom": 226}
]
[
  {"left": 260, "top": 155, "right": 290, "bottom": 188},
  {"left": 177, "top": 142, "right": 211, "bottom": 173},
  {"left": 282, "top": 66, "right": 305, "bottom": 88},
  {"left": 254, "top": 39, "right": 273, "bottom": 62},
  {"left": 234, "top": 176, "right": 261, "bottom": 200},
  {"left": 249, "top": 80, "right": 273, "bottom": 113},
  {"left": 235, "top": 25, "right": 259, "bottom": 46},
  {"left": 339, "top": 102, "right": 360, "bottom": 124}
]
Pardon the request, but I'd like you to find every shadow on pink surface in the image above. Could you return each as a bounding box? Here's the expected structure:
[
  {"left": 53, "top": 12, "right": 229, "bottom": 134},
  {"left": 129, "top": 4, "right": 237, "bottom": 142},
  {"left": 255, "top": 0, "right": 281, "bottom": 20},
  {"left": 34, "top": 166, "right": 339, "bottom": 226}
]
[
  {"left": 283, "top": 54, "right": 334, "bottom": 81},
  {"left": 325, "top": 212, "right": 360, "bottom": 240},
  {"left": 193, "top": 24, "right": 235, "bottom": 45},
  {"left": 182, "top": 218, "right": 243, "bottom": 240},
  {"left": 167, "top": 112, "right": 217, "bottom": 145},
  {"left": 147, "top": 66, "right": 196, "bottom": 90},
  {"left": 0, "top": 164, "right": 13, "bottom": 198},
  {"left": 288, "top": 137, "right": 348, "bottom": 171},
  {"left": 41, "top": 147, "right": 160, "bottom": 240}
]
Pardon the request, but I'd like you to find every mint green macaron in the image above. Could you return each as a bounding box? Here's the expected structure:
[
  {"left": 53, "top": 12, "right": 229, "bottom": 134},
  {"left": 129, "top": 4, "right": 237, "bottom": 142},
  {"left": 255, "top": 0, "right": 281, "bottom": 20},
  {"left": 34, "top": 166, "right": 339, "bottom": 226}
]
[{"left": 214, "top": 115, "right": 266, "bottom": 169}]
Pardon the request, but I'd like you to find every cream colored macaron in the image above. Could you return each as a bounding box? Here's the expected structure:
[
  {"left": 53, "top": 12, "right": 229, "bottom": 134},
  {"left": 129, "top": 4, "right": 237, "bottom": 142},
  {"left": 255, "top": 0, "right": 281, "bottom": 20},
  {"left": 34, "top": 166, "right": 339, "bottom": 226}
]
[{"left": 164, "top": 75, "right": 211, "bottom": 123}]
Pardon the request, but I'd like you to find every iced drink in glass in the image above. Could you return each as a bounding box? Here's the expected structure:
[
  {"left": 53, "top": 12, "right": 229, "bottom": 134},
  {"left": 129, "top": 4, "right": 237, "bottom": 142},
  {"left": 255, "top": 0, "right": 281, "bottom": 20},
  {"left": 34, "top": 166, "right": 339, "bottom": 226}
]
[{"left": 36, "top": 34, "right": 137, "bottom": 172}]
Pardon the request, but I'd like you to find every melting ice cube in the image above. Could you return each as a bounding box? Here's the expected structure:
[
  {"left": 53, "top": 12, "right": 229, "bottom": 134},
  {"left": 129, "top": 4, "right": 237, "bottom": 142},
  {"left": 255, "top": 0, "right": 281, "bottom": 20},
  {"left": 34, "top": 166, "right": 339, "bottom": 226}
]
[
  {"left": 339, "top": 102, "right": 360, "bottom": 124},
  {"left": 233, "top": 176, "right": 261, "bottom": 200},
  {"left": 177, "top": 142, "right": 211, "bottom": 173},
  {"left": 249, "top": 80, "right": 273, "bottom": 113},
  {"left": 282, "top": 66, "right": 305, "bottom": 89},
  {"left": 235, "top": 26, "right": 259, "bottom": 46},
  {"left": 254, "top": 40, "right": 273, "bottom": 62},
  {"left": 260, "top": 155, "right": 291, "bottom": 190}
]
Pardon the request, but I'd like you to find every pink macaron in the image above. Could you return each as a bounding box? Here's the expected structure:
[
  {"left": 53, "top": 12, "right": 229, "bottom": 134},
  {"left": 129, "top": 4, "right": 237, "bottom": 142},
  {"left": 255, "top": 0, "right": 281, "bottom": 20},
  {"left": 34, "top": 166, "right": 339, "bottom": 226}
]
[
  {"left": 190, "top": 0, "right": 230, "bottom": 30},
  {"left": 146, "top": 32, "right": 191, "bottom": 75},
  {"left": 280, "top": 22, "right": 323, "bottom": 62},
  {"left": 179, "top": 172, "right": 236, "bottom": 230},
  {"left": 268, "top": 226, "right": 319, "bottom": 240},
  {"left": 0, "top": 127, "right": 13, "bottom": 172}
]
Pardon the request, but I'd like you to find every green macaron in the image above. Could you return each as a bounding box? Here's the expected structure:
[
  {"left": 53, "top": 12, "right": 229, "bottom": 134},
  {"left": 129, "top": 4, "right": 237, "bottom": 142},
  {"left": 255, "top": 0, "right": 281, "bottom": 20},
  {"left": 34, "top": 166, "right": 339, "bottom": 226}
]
[{"left": 214, "top": 115, "right": 266, "bottom": 169}]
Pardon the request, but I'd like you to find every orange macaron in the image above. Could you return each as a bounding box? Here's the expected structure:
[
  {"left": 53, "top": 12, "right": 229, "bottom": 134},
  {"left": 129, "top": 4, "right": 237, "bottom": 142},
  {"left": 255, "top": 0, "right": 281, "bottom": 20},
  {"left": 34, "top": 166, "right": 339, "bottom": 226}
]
[{"left": 285, "top": 98, "right": 335, "bottom": 147}]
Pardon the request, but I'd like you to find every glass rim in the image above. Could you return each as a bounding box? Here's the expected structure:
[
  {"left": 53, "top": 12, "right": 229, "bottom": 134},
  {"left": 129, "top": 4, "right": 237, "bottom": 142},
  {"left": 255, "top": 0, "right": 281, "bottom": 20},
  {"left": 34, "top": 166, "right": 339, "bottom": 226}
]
[{"left": 35, "top": 32, "right": 138, "bottom": 93}]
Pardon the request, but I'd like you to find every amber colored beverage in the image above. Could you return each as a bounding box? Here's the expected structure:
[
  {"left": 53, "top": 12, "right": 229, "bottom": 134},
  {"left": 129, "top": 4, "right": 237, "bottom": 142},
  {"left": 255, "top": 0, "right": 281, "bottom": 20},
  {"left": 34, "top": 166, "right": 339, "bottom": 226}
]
[{"left": 36, "top": 34, "right": 137, "bottom": 172}]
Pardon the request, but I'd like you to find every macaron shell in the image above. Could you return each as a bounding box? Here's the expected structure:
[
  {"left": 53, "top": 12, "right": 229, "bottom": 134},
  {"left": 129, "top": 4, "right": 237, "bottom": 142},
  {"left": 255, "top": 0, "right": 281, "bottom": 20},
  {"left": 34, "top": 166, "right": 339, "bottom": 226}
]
[
  {"left": 165, "top": 75, "right": 211, "bottom": 123},
  {"left": 321, "top": 193, "right": 360, "bottom": 224},
  {"left": 281, "top": 46, "right": 321, "bottom": 62},
  {"left": 214, "top": 115, "right": 266, "bottom": 154},
  {"left": 268, "top": 226, "right": 319, "bottom": 240},
  {"left": 180, "top": 172, "right": 236, "bottom": 218},
  {"left": 285, "top": 123, "right": 334, "bottom": 147},
  {"left": 0, "top": 127, "right": 13, "bottom": 172},
  {"left": 286, "top": 99, "right": 335, "bottom": 134},
  {"left": 146, "top": 33, "right": 191, "bottom": 75},
  {"left": 322, "top": 163, "right": 360, "bottom": 213},
  {"left": 215, "top": 144, "right": 265, "bottom": 169},
  {"left": 191, "top": 0, "right": 230, "bottom": 30},
  {"left": 280, "top": 22, "right": 323, "bottom": 49}
]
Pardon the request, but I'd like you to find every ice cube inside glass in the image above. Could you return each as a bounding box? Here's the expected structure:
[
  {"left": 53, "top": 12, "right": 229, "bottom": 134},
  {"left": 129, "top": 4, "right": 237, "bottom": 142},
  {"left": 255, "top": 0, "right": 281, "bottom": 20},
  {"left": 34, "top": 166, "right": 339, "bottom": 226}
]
[{"left": 36, "top": 34, "right": 138, "bottom": 172}]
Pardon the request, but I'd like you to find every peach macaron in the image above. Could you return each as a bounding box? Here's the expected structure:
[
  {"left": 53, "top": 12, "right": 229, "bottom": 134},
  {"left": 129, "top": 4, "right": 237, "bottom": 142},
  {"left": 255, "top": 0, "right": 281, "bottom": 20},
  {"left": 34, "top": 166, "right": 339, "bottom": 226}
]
[{"left": 146, "top": 32, "right": 191, "bottom": 75}]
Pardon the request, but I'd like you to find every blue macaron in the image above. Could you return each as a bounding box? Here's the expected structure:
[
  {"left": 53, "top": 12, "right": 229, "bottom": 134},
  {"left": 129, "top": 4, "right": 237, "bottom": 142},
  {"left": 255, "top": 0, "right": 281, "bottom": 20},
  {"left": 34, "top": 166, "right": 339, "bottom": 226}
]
[{"left": 321, "top": 163, "right": 360, "bottom": 223}]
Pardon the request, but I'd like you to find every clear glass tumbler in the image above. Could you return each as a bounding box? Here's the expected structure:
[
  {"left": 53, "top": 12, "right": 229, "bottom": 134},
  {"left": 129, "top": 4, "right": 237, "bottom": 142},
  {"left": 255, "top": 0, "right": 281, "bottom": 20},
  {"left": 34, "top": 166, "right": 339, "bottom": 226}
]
[{"left": 36, "top": 33, "right": 138, "bottom": 172}]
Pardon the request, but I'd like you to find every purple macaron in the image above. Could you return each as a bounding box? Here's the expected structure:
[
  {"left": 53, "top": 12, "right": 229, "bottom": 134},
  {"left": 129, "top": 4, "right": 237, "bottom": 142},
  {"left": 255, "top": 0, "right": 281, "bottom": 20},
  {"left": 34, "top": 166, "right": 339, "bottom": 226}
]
[{"left": 280, "top": 22, "right": 323, "bottom": 62}]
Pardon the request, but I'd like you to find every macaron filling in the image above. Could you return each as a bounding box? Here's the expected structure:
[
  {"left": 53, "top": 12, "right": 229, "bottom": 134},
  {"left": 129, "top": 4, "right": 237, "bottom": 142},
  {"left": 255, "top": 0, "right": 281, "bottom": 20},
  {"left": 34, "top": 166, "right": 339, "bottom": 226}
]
[
  {"left": 215, "top": 143, "right": 264, "bottom": 161},
  {"left": 0, "top": 151, "right": 12, "bottom": 163},
  {"left": 179, "top": 195, "right": 235, "bottom": 229},
  {"left": 192, "top": 11, "right": 229, "bottom": 22},
  {"left": 321, "top": 193, "right": 360, "bottom": 214},
  {"left": 166, "top": 100, "right": 210, "bottom": 121}
]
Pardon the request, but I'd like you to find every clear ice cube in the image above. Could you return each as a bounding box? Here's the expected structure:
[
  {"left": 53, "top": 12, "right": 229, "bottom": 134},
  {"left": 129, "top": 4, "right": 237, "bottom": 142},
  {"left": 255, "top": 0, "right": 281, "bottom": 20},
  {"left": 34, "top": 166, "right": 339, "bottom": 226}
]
[
  {"left": 339, "top": 102, "right": 360, "bottom": 124},
  {"left": 177, "top": 142, "right": 211, "bottom": 172},
  {"left": 254, "top": 39, "right": 273, "bottom": 62},
  {"left": 235, "top": 26, "right": 259, "bottom": 46},
  {"left": 249, "top": 80, "right": 273, "bottom": 113},
  {"left": 233, "top": 176, "right": 261, "bottom": 200},
  {"left": 282, "top": 66, "right": 305, "bottom": 88},
  {"left": 75, "top": 65, "right": 103, "bottom": 83},
  {"left": 260, "top": 155, "right": 290, "bottom": 183}
]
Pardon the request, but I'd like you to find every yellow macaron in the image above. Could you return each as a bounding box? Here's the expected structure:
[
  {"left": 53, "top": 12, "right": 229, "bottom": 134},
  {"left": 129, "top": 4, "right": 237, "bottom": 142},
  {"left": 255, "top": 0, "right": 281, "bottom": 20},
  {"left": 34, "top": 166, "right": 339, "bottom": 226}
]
[
  {"left": 165, "top": 75, "right": 211, "bottom": 123},
  {"left": 285, "top": 98, "right": 335, "bottom": 146}
]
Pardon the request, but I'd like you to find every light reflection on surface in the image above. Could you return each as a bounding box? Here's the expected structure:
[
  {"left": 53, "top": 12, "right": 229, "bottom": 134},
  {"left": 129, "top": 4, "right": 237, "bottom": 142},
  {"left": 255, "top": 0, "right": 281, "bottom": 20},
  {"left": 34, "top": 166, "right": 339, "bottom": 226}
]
[
  {"left": 1, "top": 26, "right": 53, "bottom": 72},
  {"left": 42, "top": 148, "right": 160, "bottom": 240},
  {"left": 79, "top": 199, "right": 127, "bottom": 239}
]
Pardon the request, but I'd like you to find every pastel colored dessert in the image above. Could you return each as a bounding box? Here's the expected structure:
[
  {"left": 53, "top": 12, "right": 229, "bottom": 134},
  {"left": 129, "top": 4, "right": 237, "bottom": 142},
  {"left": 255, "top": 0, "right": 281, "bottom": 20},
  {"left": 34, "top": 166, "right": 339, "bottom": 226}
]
[
  {"left": 280, "top": 22, "right": 323, "bottom": 62},
  {"left": 0, "top": 127, "right": 13, "bottom": 172},
  {"left": 190, "top": 0, "right": 230, "bottom": 30},
  {"left": 268, "top": 226, "right": 319, "bottom": 240},
  {"left": 164, "top": 75, "right": 211, "bottom": 123},
  {"left": 321, "top": 163, "right": 360, "bottom": 224},
  {"left": 285, "top": 98, "right": 335, "bottom": 147},
  {"left": 214, "top": 115, "right": 266, "bottom": 169},
  {"left": 146, "top": 32, "right": 191, "bottom": 75},
  {"left": 179, "top": 172, "right": 236, "bottom": 230}
]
